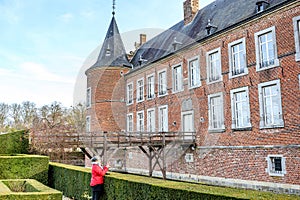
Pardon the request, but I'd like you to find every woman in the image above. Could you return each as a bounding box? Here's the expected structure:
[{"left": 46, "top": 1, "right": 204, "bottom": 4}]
[{"left": 90, "top": 156, "right": 110, "bottom": 200}]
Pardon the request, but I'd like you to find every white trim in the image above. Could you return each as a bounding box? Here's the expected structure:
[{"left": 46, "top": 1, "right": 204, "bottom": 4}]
[
  {"left": 136, "top": 78, "right": 144, "bottom": 103},
  {"left": 293, "top": 16, "right": 300, "bottom": 61},
  {"left": 266, "top": 155, "right": 286, "bottom": 177},
  {"left": 187, "top": 56, "right": 201, "bottom": 89},
  {"left": 254, "top": 26, "right": 280, "bottom": 71},
  {"left": 206, "top": 47, "right": 222, "bottom": 84},
  {"left": 258, "top": 79, "right": 284, "bottom": 129},
  {"left": 86, "top": 116, "right": 91, "bottom": 133},
  {"left": 228, "top": 38, "right": 248, "bottom": 79},
  {"left": 158, "top": 69, "right": 168, "bottom": 97},
  {"left": 172, "top": 63, "right": 184, "bottom": 93},
  {"left": 86, "top": 87, "right": 91, "bottom": 109},
  {"left": 127, "top": 113, "right": 133, "bottom": 132},
  {"left": 136, "top": 110, "right": 144, "bottom": 132},
  {"left": 147, "top": 73, "right": 155, "bottom": 100},
  {"left": 126, "top": 82, "right": 133, "bottom": 105},
  {"left": 158, "top": 105, "right": 168, "bottom": 132},
  {"left": 230, "top": 86, "right": 252, "bottom": 129},
  {"left": 147, "top": 108, "right": 156, "bottom": 132},
  {"left": 208, "top": 92, "right": 225, "bottom": 132}
]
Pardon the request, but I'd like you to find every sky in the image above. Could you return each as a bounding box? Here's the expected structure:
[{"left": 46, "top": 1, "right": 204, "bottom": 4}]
[{"left": 0, "top": 0, "right": 215, "bottom": 107}]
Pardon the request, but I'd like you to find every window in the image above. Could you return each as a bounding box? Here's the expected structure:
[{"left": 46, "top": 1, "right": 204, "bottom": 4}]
[
  {"left": 127, "top": 82, "right": 133, "bottom": 105},
  {"left": 136, "top": 78, "right": 144, "bottom": 102},
  {"left": 147, "top": 108, "right": 155, "bottom": 132},
  {"left": 188, "top": 56, "right": 201, "bottom": 88},
  {"left": 185, "top": 153, "right": 194, "bottom": 163},
  {"left": 147, "top": 74, "right": 155, "bottom": 99},
  {"left": 258, "top": 80, "right": 284, "bottom": 128},
  {"left": 293, "top": 16, "right": 300, "bottom": 61},
  {"left": 228, "top": 38, "right": 247, "bottom": 78},
  {"left": 86, "top": 87, "right": 91, "bottom": 108},
  {"left": 158, "top": 105, "right": 168, "bottom": 132},
  {"left": 230, "top": 87, "right": 251, "bottom": 129},
  {"left": 158, "top": 69, "right": 167, "bottom": 96},
  {"left": 208, "top": 92, "right": 224, "bottom": 131},
  {"left": 255, "top": 26, "right": 279, "bottom": 71},
  {"left": 266, "top": 155, "right": 286, "bottom": 176},
  {"left": 207, "top": 48, "right": 222, "bottom": 83},
  {"left": 127, "top": 113, "right": 133, "bottom": 132},
  {"left": 137, "top": 111, "right": 144, "bottom": 132},
  {"left": 172, "top": 64, "right": 183, "bottom": 93},
  {"left": 86, "top": 116, "right": 91, "bottom": 132}
]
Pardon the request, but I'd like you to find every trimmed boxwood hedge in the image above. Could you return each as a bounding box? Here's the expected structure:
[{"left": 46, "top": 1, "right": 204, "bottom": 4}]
[
  {"left": 49, "top": 162, "right": 300, "bottom": 200},
  {"left": 0, "top": 154, "right": 49, "bottom": 185},
  {"left": 0, "top": 130, "right": 29, "bottom": 154},
  {"left": 0, "top": 179, "right": 62, "bottom": 200}
]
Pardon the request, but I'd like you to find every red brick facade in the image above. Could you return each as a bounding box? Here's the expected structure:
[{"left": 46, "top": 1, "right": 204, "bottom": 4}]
[
  {"left": 86, "top": 0, "right": 300, "bottom": 190},
  {"left": 122, "top": 2, "right": 300, "bottom": 185}
]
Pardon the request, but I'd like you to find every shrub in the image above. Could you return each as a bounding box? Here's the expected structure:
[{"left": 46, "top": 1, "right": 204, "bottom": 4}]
[
  {"left": 0, "top": 154, "right": 49, "bottom": 185},
  {"left": 0, "top": 130, "right": 29, "bottom": 154},
  {"left": 49, "top": 162, "right": 300, "bottom": 200},
  {"left": 0, "top": 179, "right": 62, "bottom": 200}
]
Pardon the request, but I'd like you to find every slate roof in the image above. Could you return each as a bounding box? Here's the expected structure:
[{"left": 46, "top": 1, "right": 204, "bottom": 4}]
[
  {"left": 130, "top": 0, "right": 291, "bottom": 69},
  {"left": 88, "top": 16, "right": 131, "bottom": 70}
]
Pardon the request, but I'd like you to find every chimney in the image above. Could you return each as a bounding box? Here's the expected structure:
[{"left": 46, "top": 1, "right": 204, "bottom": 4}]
[
  {"left": 134, "top": 34, "right": 147, "bottom": 50},
  {"left": 140, "top": 34, "right": 146, "bottom": 45},
  {"left": 183, "top": 0, "right": 199, "bottom": 25}
]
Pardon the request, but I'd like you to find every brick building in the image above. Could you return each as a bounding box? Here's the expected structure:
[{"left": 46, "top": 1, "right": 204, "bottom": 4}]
[{"left": 85, "top": 0, "right": 300, "bottom": 193}]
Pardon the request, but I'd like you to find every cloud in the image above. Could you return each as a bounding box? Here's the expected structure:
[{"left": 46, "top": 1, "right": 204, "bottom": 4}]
[
  {"left": 80, "top": 10, "right": 95, "bottom": 19},
  {"left": 59, "top": 13, "right": 73, "bottom": 23}
]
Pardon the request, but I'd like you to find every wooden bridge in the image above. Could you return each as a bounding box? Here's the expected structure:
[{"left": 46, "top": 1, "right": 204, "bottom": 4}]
[{"left": 31, "top": 131, "right": 196, "bottom": 179}]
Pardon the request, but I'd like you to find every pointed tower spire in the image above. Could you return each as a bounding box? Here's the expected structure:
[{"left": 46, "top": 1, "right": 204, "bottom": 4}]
[{"left": 88, "top": 0, "right": 131, "bottom": 69}]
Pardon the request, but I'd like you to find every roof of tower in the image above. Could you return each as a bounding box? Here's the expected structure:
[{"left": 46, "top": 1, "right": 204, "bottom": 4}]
[
  {"left": 130, "top": 0, "right": 291, "bottom": 69},
  {"left": 88, "top": 15, "right": 131, "bottom": 70}
]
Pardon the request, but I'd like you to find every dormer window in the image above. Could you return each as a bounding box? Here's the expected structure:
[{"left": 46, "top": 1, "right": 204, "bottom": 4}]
[
  {"left": 138, "top": 55, "right": 147, "bottom": 66},
  {"left": 206, "top": 19, "right": 217, "bottom": 35},
  {"left": 105, "top": 44, "right": 111, "bottom": 56},
  {"left": 172, "top": 37, "right": 182, "bottom": 51},
  {"left": 256, "top": 0, "right": 269, "bottom": 13}
]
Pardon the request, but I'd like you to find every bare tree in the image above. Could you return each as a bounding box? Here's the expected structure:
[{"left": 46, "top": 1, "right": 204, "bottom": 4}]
[
  {"left": 66, "top": 103, "right": 86, "bottom": 133},
  {"left": 21, "top": 101, "right": 37, "bottom": 129},
  {"left": 0, "top": 103, "right": 9, "bottom": 130},
  {"left": 10, "top": 103, "right": 23, "bottom": 129},
  {"left": 39, "top": 101, "right": 65, "bottom": 129}
]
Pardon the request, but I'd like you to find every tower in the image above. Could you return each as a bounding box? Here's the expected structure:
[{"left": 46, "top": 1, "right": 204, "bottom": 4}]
[{"left": 85, "top": 7, "right": 131, "bottom": 134}]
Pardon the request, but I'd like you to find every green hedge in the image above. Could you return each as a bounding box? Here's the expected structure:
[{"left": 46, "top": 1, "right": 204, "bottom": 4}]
[
  {"left": 49, "top": 162, "right": 300, "bottom": 200},
  {"left": 0, "top": 130, "right": 29, "bottom": 154},
  {"left": 0, "top": 179, "right": 62, "bottom": 200},
  {"left": 0, "top": 155, "right": 49, "bottom": 185}
]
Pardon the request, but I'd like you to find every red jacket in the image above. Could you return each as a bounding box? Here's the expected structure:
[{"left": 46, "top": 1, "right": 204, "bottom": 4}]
[{"left": 90, "top": 164, "right": 108, "bottom": 186}]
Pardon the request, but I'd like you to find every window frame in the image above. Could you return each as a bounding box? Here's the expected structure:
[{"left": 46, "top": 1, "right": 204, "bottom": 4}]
[
  {"left": 147, "top": 108, "right": 156, "bottom": 132},
  {"left": 136, "top": 110, "right": 144, "bottom": 132},
  {"left": 126, "top": 82, "right": 133, "bottom": 105},
  {"left": 258, "top": 79, "right": 284, "bottom": 129},
  {"left": 172, "top": 63, "right": 183, "bottom": 93},
  {"left": 206, "top": 47, "right": 222, "bottom": 84},
  {"left": 230, "top": 86, "right": 252, "bottom": 130},
  {"left": 158, "top": 105, "right": 168, "bottom": 132},
  {"left": 127, "top": 113, "right": 133, "bottom": 132},
  {"left": 86, "top": 116, "right": 91, "bottom": 133},
  {"left": 254, "top": 26, "right": 279, "bottom": 71},
  {"left": 147, "top": 73, "right": 155, "bottom": 100},
  {"left": 266, "top": 155, "right": 286, "bottom": 177},
  {"left": 188, "top": 56, "right": 201, "bottom": 89},
  {"left": 228, "top": 38, "right": 248, "bottom": 79},
  {"left": 293, "top": 16, "right": 300, "bottom": 61},
  {"left": 208, "top": 92, "right": 225, "bottom": 132},
  {"left": 158, "top": 69, "right": 168, "bottom": 97},
  {"left": 136, "top": 78, "right": 144, "bottom": 103},
  {"left": 86, "top": 87, "right": 91, "bottom": 109}
]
